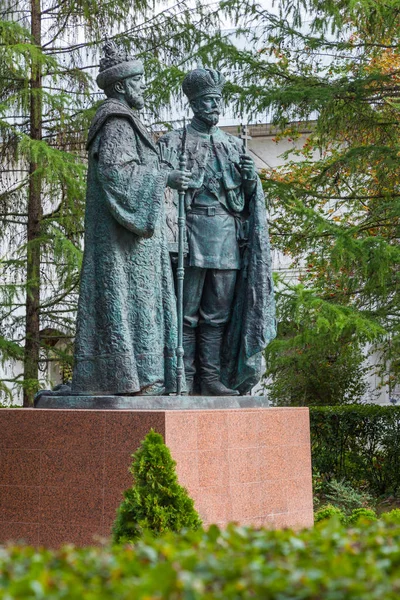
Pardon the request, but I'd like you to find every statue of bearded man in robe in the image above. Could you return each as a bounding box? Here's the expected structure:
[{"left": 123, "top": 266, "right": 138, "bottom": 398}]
[{"left": 72, "top": 43, "right": 189, "bottom": 396}]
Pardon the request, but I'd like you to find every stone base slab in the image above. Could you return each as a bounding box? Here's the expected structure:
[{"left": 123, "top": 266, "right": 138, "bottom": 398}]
[
  {"left": 34, "top": 394, "right": 270, "bottom": 410},
  {"left": 0, "top": 405, "right": 313, "bottom": 546}
]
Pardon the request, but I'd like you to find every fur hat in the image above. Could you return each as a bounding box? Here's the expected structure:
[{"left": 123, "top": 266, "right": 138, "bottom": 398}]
[
  {"left": 96, "top": 41, "right": 143, "bottom": 90},
  {"left": 182, "top": 68, "right": 225, "bottom": 101}
]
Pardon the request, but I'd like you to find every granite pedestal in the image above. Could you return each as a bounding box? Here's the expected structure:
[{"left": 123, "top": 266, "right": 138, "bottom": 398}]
[{"left": 0, "top": 398, "right": 313, "bottom": 546}]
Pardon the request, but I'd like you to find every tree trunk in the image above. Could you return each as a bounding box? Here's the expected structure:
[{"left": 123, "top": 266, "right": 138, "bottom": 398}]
[{"left": 23, "top": 0, "right": 42, "bottom": 406}]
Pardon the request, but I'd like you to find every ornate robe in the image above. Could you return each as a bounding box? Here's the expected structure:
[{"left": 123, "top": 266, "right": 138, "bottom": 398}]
[{"left": 72, "top": 99, "right": 177, "bottom": 394}]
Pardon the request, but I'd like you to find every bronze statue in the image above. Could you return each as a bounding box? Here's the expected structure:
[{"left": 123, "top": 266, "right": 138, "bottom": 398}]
[
  {"left": 159, "top": 68, "right": 276, "bottom": 396},
  {"left": 72, "top": 43, "right": 189, "bottom": 396}
]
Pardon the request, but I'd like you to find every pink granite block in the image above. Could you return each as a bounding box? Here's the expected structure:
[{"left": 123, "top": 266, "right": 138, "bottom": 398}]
[
  {"left": 39, "top": 522, "right": 101, "bottom": 547},
  {"left": 98, "top": 527, "right": 113, "bottom": 542},
  {"left": 259, "top": 408, "right": 308, "bottom": 447},
  {"left": 286, "top": 478, "right": 314, "bottom": 512},
  {"left": 280, "top": 409, "right": 310, "bottom": 446},
  {"left": 241, "top": 517, "right": 265, "bottom": 528},
  {"left": 104, "top": 451, "right": 132, "bottom": 489},
  {"left": 103, "top": 488, "right": 124, "bottom": 529},
  {"left": 227, "top": 411, "right": 260, "bottom": 448},
  {"left": 229, "top": 447, "right": 261, "bottom": 485},
  {"left": 273, "top": 509, "right": 314, "bottom": 530},
  {"left": 230, "top": 483, "right": 263, "bottom": 521},
  {"left": 0, "top": 407, "right": 313, "bottom": 545},
  {"left": 0, "top": 522, "right": 39, "bottom": 545},
  {"left": 258, "top": 409, "right": 287, "bottom": 447},
  {"left": 258, "top": 445, "right": 290, "bottom": 482},
  {"left": 287, "top": 410, "right": 311, "bottom": 445},
  {"left": 260, "top": 481, "right": 288, "bottom": 516},
  {"left": 0, "top": 486, "right": 39, "bottom": 522},
  {"left": 105, "top": 411, "right": 165, "bottom": 451},
  {"left": 0, "top": 449, "right": 40, "bottom": 486},
  {"left": 69, "top": 487, "right": 104, "bottom": 525},
  {"left": 194, "top": 485, "right": 232, "bottom": 525},
  {"left": 40, "top": 450, "right": 103, "bottom": 487},
  {"left": 0, "top": 410, "right": 43, "bottom": 449},
  {"left": 40, "top": 410, "right": 106, "bottom": 450},
  {"left": 173, "top": 451, "right": 200, "bottom": 491},
  {"left": 197, "top": 412, "right": 228, "bottom": 451},
  {"left": 285, "top": 445, "right": 313, "bottom": 479},
  {"left": 262, "top": 513, "right": 281, "bottom": 529},
  {"left": 197, "top": 450, "right": 229, "bottom": 489},
  {"left": 165, "top": 411, "right": 198, "bottom": 452},
  {"left": 39, "top": 486, "right": 70, "bottom": 524}
]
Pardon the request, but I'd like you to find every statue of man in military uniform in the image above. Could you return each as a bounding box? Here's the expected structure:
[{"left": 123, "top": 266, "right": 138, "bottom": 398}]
[{"left": 159, "top": 68, "right": 276, "bottom": 396}]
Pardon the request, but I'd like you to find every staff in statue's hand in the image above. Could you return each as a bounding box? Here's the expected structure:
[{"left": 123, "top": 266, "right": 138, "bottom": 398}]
[
  {"left": 239, "top": 153, "right": 257, "bottom": 183},
  {"left": 167, "top": 169, "right": 192, "bottom": 191}
]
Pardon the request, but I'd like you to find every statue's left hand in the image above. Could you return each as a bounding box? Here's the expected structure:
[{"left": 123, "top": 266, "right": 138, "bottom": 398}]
[
  {"left": 239, "top": 154, "right": 256, "bottom": 181},
  {"left": 167, "top": 169, "right": 192, "bottom": 191}
]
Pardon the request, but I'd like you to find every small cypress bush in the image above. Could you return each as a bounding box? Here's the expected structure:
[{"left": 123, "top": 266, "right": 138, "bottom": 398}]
[{"left": 112, "top": 429, "right": 202, "bottom": 543}]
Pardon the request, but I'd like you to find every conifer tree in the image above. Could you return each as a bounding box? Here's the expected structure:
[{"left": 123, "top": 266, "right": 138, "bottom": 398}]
[
  {"left": 112, "top": 430, "right": 202, "bottom": 543},
  {"left": 5, "top": 0, "right": 397, "bottom": 406},
  {"left": 201, "top": 0, "right": 400, "bottom": 401},
  {"left": 0, "top": 0, "right": 222, "bottom": 405}
]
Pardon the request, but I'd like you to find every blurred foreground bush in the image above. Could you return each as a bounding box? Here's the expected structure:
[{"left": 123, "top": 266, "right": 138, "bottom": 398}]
[
  {"left": 310, "top": 405, "right": 400, "bottom": 495},
  {"left": 2, "top": 520, "right": 400, "bottom": 598}
]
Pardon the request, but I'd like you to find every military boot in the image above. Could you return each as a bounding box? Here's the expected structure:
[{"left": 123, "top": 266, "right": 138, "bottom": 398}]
[
  {"left": 198, "top": 323, "right": 239, "bottom": 396},
  {"left": 183, "top": 325, "right": 196, "bottom": 395}
]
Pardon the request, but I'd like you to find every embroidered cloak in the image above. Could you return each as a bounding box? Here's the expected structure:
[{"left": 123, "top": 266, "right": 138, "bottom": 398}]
[{"left": 72, "top": 99, "right": 177, "bottom": 394}]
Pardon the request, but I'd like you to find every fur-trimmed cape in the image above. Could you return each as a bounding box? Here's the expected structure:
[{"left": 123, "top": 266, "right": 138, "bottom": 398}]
[{"left": 72, "top": 99, "right": 177, "bottom": 394}]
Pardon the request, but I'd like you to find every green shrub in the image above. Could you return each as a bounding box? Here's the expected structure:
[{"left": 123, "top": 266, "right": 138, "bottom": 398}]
[
  {"left": 347, "top": 508, "right": 378, "bottom": 526},
  {"left": 315, "top": 504, "right": 378, "bottom": 527},
  {"left": 381, "top": 508, "right": 400, "bottom": 524},
  {"left": 323, "top": 479, "right": 375, "bottom": 513},
  {"left": 2, "top": 521, "right": 400, "bottom": 598},
  {"left": 112, "top": 430, "right": 202, "bottom": 543},
  {"left": 310, "top": 405, "right": 400, "bottom": 496},
  {"left": 314, "top": 504, "right": 346, "bottom": 524}
]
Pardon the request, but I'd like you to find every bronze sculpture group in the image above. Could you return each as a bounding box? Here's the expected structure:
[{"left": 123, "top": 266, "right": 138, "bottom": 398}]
[{"left": 72, "top": 42, "right": 276, "bottom": 398}]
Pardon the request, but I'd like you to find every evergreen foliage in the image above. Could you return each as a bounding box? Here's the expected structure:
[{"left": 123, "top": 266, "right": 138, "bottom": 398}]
[
  {"left": 112, "top": 430, "right": 202, "bottom": 543},
  {"left": 314, "top": 504, "right": 347, "bottom": 524},
  {"left": 382, "top": 508, "right": 400, "bottom": 524},
  {"left": 310, "top": 405, "right": 400, "bottom": 495},
  {"left": 314, "top": 504, "right": 378, "bottom": 525},
  {"left": 263, "top": 279, "right": 371, "bottom": 405},
  {"left": 0, "top": 0, "right": 223, "bottom": 405},
  {"left": 3, "top": 0, "right": 399, "bottom": 404},
  {"left": 346, "top": 507, "right": 378, "bottom": 526},
  {"left": 323, "top": 478, "right": 375, "bottom": 513},
  {"left": 202, "top": 0, "right": 400, "bottom": 400}
]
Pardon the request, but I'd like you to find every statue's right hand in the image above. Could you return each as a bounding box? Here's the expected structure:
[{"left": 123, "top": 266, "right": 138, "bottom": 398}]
[{"left": 167, "top": 169, "right": 192, "bottom": 191}]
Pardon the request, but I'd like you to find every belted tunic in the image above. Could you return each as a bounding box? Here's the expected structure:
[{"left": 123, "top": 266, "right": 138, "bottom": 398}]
[
  {"left": 160, "top": 122, "right": 251, "bottom": 269},
  {"left": 187, "top": 126, "right": 241, "bottom": 269}
]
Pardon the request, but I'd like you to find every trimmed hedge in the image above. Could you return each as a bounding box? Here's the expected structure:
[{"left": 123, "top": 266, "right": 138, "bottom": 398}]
[
  {"left": 310, "top": 405, "right": 400, "bottom": 495},
  {"left": 2, "top": 521, "right": 400, "bottom": 598}
]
